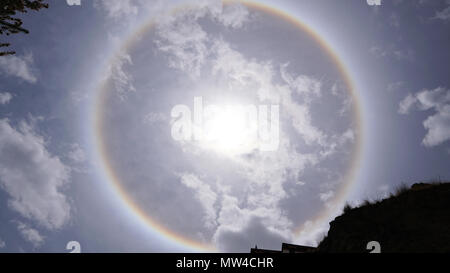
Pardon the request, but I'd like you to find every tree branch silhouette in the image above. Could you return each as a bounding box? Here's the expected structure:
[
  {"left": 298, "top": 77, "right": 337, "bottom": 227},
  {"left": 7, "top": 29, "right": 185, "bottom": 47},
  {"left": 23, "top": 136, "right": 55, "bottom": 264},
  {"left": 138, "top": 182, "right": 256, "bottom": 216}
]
[{"left": 0, "top": 0, "right": 48, "bottom": 56}]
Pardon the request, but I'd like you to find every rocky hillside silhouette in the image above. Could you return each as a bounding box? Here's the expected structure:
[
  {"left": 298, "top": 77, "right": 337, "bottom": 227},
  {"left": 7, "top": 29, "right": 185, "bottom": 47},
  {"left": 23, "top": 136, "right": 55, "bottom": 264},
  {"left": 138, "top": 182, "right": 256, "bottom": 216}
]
[{"left": 317, "top": 183, "right": 450, "bottom": 253}]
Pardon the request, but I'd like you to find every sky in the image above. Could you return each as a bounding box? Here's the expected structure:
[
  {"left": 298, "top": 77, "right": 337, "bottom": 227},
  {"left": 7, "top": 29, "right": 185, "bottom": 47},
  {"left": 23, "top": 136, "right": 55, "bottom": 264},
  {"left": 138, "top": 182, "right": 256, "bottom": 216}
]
[{"left": 0, "top": 0, "right": 449, "bottom": 253}]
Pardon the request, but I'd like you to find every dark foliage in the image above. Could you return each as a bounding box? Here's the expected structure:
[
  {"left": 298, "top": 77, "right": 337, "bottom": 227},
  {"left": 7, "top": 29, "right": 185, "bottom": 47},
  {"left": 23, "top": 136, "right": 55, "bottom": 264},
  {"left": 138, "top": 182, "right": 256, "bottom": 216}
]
[{"left": 0, "top": 0, "right": 48, "bottom": 56}]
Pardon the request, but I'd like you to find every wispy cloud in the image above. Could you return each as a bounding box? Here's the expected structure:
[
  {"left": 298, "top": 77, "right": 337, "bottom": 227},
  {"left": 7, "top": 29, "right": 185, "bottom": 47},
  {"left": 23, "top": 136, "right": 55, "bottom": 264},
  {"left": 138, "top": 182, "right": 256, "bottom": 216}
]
[
  {"left": 156, "top": 16, "right": 210, "bottom": 78},
  {"left": 0, "top": 53, "right": 37, "bottom": 83},
  {"left": 67, "top": 143, "right": 86, "bottom": 163},
  {"left": 331, "top": 83, "right": 353, "bottom": 116},
  {"left": 434, "top": 1, "right": 450, "bottom": 21},
  {"left": 94, "top": 0, "right": 138, "bottom": 19},
  {"left": 16, "top": 222, "right": 45, "bottom": 248},
  {"left": 387, "top": 81, "right": 405, "bottom": 92},
  {"left": 106, "top": 52, "right": 136, "bottom": 100},
  {"left": 370, "top": 45, "right": 415, "bottom": 62},
  {"left": 216, "top": 3, "right": 250, "bottom": 28}
]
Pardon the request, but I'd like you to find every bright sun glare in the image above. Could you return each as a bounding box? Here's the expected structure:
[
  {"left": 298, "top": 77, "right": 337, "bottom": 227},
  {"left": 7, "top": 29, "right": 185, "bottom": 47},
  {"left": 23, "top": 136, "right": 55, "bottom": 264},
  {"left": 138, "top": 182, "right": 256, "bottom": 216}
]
[
  {"left": 171, "top": 97, "right": 280, "bottom": 157},
  {"left": 199, "top": 105, "right": 259, "bottom": 157}
]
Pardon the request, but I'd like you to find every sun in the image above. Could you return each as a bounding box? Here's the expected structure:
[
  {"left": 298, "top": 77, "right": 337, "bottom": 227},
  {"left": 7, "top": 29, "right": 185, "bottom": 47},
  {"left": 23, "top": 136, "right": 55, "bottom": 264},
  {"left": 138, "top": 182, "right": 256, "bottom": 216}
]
[
  {"left": 170, "top": 96, "right": 280, "bottom": 157},
  {"left": 198, "top": 104, "right": 259, "bottom": 157}
]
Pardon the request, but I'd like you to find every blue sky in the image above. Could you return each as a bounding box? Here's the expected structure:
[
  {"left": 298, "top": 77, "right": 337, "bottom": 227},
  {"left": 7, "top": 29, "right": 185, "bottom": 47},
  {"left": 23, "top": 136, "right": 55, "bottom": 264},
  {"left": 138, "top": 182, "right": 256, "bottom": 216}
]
[{"left": 0, "top": 0, "right": 449, "bottom": 253}]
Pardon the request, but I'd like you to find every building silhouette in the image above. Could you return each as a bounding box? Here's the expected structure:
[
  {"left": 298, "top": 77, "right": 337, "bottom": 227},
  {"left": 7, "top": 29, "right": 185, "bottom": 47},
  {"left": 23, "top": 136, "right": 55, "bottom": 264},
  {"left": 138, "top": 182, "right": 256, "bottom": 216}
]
[{"left": 251, "top": 243, "right": 316, "bottom": 253}]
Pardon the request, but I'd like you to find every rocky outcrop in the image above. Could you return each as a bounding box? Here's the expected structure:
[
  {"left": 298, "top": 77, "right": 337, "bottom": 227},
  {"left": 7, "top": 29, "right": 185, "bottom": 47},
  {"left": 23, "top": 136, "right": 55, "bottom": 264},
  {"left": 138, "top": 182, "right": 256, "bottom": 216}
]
[{"left": 318, "top": 183, "right": 450, "bottom": 253}]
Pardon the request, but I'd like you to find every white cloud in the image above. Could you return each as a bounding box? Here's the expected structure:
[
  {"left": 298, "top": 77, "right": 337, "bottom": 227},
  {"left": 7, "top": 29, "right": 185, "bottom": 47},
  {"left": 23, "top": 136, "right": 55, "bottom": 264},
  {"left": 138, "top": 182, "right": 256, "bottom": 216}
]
[
  {"left": 423, "top": 106, "right": 450, "bottom": 147},
  {"left": 399, "top": 87, "right": 450, "bottom": 147},
  {"left": 95, "top": 0, "right": 250, "bottom": 27},
  {"left": 0, "top": 53, "right": 37, "bottom": 83},
  {"left": 179, "top": 173, "right": 218, "bottom": 229},
  {"left": 295, "top": 220, "right": 329, "bottom": 247},
  {"left": 319, "top": 190, "right": 334, "bottom": 202},
  {"left": 0, "top": 119, "right": 72, "bottom": 230},
  {"left": 16, "top": 222, "right": 44, "bottom": 248},
  {"left": 0, "top": 238, "right": 5, "bottom": 248},
  {"left": 0, "top": 92, "right": 12, "bottom": 105},
  {"left": 341, "top": 129, "right": 355, "bottom": 143},
  {"left": 238, "top": 137, "right": 317, "bottom": 197},
  {"left": 398, "top": 93, "right": 417, "bottom": 114},
  {"left": 212, "top": 190, "right": 294, "bottom": 251}
]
